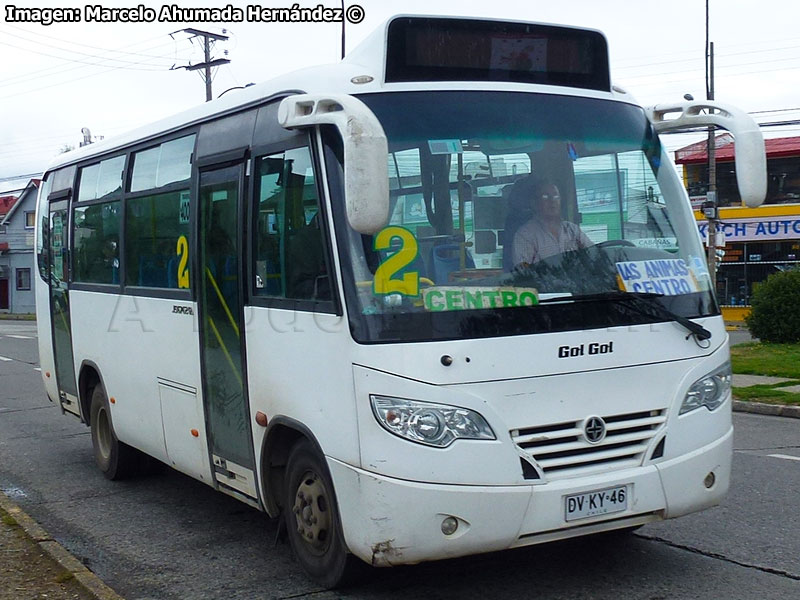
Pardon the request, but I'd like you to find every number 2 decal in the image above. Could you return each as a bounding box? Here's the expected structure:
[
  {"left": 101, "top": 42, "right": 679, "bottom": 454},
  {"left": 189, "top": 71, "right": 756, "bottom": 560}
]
[
  {"left": 373, "top": 226, "right": 419, "bottom": 296},
  {"left": 177, "top": 235, "right": 190, "bottom": 289}
]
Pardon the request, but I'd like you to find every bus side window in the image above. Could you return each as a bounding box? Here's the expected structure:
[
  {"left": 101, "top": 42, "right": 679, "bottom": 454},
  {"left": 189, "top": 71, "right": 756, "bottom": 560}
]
[
  {"left": 124, "top": 135, "right": 195, "bottom": 290},
  {"left": 73, "top": 201, "right": 121, "bottom": 285},
  {"left": 125, "top": 190, "right": 191, "bottom": 289},
  {"left": 254, "top": 147, "right": 331, "bottom": 302}
]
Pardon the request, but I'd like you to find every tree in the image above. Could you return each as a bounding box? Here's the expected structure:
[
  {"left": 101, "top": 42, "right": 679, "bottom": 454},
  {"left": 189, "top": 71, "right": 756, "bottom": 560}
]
[{"left": 745, "top": 269, "right": 800, "bottom": 343}]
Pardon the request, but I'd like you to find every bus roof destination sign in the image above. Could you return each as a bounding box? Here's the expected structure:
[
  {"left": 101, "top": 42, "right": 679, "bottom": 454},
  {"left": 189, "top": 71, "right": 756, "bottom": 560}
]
[{"left": 385, "top": 17, "right": 610, "bottom": 91}]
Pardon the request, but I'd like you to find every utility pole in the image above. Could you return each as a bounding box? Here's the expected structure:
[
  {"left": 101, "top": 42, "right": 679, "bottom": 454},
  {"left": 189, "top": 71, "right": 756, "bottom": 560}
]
[
  {"left": 175, "top": 28, "right": 230, "bottom": 102},
  {"left": 704, "top": 1, "right": 718, "bottom": 291},
  {"left": 340, "top": 1, "right": 346, "bottom": 59}
]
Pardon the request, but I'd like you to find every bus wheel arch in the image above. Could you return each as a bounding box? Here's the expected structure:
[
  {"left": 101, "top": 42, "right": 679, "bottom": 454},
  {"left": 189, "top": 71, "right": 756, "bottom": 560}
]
[
  {"left": 261, "top": 419, "right": 321, "bottom": 517},
  {"left": 78, "top": 361, "right": 103, "bottom": 426},
  {"left": 282, "top": 437, "right": 362, "bottom": 587},
  {"left": 260, "top": 420, "right": 362, "bottom": 586},
  {"left": 78, "top": 364, "right": 139, "bottom": 480}
]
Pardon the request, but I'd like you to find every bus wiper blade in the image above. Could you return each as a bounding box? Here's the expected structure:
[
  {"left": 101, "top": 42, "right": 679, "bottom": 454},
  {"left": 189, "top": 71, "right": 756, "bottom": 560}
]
[{"left": 538, "top": 291, "right": 712, "bottom": 341}]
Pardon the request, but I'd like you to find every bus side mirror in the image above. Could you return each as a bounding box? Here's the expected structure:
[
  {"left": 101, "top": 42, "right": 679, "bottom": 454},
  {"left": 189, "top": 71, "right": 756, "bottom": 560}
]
[
  {"left": 645, "top": 100, "right": 767, "bottom": 208},
  {"left": 278, "top": 94, "right": 390, "bottom": 234}
]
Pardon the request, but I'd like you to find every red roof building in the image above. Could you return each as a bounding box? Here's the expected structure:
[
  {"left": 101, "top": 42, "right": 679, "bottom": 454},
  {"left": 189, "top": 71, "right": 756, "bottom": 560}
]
[
  {"left": 0, "top": 195, "right": 17, "bottom": 219},
  {"left": 676, "top": 134, "right": 800, "bottom": 165},
  {"left": 675, "top": 134, "right": 800, "bottom": 206}
]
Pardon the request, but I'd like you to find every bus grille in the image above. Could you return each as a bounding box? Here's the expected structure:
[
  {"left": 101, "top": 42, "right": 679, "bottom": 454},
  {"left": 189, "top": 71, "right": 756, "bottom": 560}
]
[{"left": 511, "top": 410, "right": 666, "bottom": 480}]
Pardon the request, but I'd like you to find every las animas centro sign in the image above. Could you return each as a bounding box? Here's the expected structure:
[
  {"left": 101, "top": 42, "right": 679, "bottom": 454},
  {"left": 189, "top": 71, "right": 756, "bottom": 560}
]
[{"left": 698, "top": 216, "right": 800, "bottom": 242}]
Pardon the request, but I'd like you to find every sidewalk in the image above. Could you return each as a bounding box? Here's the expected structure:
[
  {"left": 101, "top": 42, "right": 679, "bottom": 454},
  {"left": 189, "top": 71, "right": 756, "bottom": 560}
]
[{"left": 0, "top": 491, "right": 123, "bottom": 600}]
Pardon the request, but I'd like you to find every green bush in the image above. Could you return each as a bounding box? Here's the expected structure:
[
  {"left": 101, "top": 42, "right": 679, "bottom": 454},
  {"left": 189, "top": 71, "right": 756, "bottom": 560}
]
[{"left": 745, "top": 269, "right": 800, "bottom": 343}]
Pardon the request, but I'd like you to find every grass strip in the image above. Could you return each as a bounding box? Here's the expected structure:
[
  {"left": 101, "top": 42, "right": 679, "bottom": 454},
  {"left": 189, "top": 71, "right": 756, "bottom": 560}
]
[
  {"left": 732, "top": 384, "right": 800, "bottom": 406},
  {"left": 731, "top": 342, "right": 800, "bottom": 379}
]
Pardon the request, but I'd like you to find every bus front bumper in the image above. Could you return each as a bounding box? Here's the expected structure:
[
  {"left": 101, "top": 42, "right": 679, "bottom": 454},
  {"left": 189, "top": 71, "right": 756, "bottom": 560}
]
[{"left": 329, "top": 426, "right": 732, "bottom": 566}]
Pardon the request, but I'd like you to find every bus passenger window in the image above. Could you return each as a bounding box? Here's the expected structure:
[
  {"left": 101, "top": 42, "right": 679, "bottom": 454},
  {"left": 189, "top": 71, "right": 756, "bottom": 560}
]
[
  {"left": 124, "top": 135, "right": 195, "bottom": 289},
  {"left": 125, "top": 190, "right": 191, "bottom": 289},
  {"left": 73, "top": 201, "right": 121, "bottom": 285},
  {"left": 254, "top": 147, "right": 331, "bottom": 302},
  {"left": 77, "top": 155, "right": 125, "bottom": 202}
]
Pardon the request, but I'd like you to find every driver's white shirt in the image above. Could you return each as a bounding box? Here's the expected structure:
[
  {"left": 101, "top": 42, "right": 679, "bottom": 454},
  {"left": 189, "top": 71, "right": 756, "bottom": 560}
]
[{"left": 512, "top": 219, "right": 593, "bottom": 267}]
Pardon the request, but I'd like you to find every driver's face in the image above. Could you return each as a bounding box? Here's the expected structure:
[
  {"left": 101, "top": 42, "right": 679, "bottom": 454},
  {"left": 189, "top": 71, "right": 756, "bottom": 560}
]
[{"left": 535, "top": 184, "right": 561, "bottom": 218}]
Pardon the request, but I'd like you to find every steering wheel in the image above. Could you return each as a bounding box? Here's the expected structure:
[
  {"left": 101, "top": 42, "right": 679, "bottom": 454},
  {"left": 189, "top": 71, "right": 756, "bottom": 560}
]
[{"left": 596, "top": 239, "right": 636, "bottom": 248}]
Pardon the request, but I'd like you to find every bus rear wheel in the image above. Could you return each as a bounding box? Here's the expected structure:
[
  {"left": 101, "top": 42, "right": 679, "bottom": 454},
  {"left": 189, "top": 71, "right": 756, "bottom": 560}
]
[
  {"left": 89, "top": 384, "right": 138, "bottom": 480},
  {"left": 283, "top": 440, "right": 361, "bottom": 588}
]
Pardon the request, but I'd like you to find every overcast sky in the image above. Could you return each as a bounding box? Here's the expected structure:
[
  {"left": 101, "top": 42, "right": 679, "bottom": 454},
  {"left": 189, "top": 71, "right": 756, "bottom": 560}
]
[{"left": 2, "top": 0, "right": 799, "bottom": 189}]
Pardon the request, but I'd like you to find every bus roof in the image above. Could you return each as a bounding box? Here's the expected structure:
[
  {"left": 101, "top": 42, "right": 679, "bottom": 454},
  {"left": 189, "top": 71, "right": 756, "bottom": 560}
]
[{"left": 44, "top": 14, "right": 624, "bottom": 174}]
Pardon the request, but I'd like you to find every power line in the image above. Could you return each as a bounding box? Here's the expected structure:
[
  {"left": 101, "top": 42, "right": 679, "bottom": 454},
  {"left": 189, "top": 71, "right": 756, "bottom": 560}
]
[
  {"left": 619, "top": 54, "right": 800, "bottom": 82},
  {"left": 0, "top": 33, "right": 193, "bottom": 89},
  {"left": 0, "top": 22, "right": 177, "bottom": 60},
  {"left": 0, "top": 29, "right": 200, "bottom": 101},
  {"left": 0, "top": 173, "right": 42, "bottom": 184},
  {"left": 660, "top": 118, "right": 800, "bottom": 136},
  {"left": 613, "top": 34, "right": 800, "bottom": 67},
  {"left": 0, "top": 40, "right": 172, "bottom": 71},
  {"left": 620, "top": 61, "right": 800, "bottom": 89},
  {"left": 0, "top": 54, "right": 178, "bottom": 101},
  {"left": 615, "top": 42, "right": 800, "bottom": 72},
  {"left": 750, "top": 107, "right": 800, "bottom": 115},
  {"left": 0, "top": 26, "right": 179, "bottom": 64}
]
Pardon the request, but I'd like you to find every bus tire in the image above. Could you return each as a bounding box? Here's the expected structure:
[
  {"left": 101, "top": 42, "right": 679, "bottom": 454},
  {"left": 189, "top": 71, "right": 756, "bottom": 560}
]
[
  {"left": 283, "top": 439, "right": 361, "bottom": 588},
  {"left": 89, "top": 384, "right": 137, "bottom": 480}
]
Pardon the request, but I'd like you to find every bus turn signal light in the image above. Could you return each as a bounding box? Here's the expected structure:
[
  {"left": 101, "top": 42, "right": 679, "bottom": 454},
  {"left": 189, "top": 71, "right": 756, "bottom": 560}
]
[
  {"left": 255, "top": 411, "right": 268, "bottom": 427},
  {"left": 190, "top": 429, "right": 199, "bottom": 438}
]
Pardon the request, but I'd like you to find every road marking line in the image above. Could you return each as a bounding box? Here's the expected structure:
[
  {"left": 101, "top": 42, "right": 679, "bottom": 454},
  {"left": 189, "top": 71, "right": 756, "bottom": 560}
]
[
  {"left": 7, "top": 335, "right": 33, "bottom": 339},
  {"left": 768, "top": 453, "right": 800, "bottom": 462},
  {"left": 0, "top": 356, "right": 12, "bottom": 362},
  {"left": 33, "top": 367, "right": 41, "bottom": 371}
]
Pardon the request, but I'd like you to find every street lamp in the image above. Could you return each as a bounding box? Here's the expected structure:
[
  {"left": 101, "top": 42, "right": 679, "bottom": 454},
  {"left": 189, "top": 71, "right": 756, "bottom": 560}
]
[
  {"left": 705, "top": 0, "right": 718, "bottom": 288},
  {"left": 218, "top": 83, "right": 255, "bottom": 98}
]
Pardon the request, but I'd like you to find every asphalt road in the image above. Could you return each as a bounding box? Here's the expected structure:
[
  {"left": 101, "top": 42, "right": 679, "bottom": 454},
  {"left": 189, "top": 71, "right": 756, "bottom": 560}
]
[{"left": 1, "top": 322, "right": 798, "bottom": 600}]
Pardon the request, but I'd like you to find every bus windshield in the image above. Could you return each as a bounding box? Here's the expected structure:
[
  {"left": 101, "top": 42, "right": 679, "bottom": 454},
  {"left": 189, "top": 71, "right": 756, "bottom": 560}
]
[{"left": 326, "top": 91, "right": 716, "bottom": 343}]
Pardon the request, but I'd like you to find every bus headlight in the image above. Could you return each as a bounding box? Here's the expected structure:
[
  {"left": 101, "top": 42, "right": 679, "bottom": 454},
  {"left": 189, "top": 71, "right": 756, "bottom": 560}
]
[
  {"left": 680, "top": 362, "right": 732, "bottom": 415},
  {"left": 370, "top": 395, "right": 495, "bottom": 447}
]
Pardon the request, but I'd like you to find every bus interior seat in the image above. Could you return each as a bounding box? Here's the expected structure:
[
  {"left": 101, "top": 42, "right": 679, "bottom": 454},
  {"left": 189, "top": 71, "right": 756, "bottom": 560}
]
[
  {"left": 433, "top": 243, "right": 475, "bottom": 284},
  {"left": 167, "top": 256, "right": 178, "bottom": 288},
  {"left": 138, "top": 255, "right": 168, "bottom": 288},
  {"left": 502, "top": 175, "right": 540, "bottom": 271}
]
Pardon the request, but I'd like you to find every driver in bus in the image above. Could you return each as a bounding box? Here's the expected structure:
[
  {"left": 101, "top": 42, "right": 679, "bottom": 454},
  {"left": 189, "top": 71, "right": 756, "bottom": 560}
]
[{"left": 511, "top": 180, "right": 593, "bottom": 268}]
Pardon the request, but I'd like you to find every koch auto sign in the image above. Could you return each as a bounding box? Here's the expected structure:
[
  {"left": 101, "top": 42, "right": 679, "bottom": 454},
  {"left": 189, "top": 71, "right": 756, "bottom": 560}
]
[{"left": 698, "top": 216, "right": 800, "bottom": 242}]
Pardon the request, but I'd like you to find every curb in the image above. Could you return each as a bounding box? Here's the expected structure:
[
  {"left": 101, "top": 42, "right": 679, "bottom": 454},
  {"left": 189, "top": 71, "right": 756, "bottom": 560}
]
[
  {"left": 0, "top": 489, "right": 125, "bottom": 600},
  {"left": 733, "top": 400, "right": 800, "bottom": 419}
]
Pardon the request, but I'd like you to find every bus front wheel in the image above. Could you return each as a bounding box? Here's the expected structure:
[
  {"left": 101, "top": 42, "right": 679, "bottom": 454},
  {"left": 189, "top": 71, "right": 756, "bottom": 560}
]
[
  {"left": 283, "top": 440, "right": 361, "bottom": 588},
  {"left": 89, "top": 384, "right": 137, "bottom": 480}
]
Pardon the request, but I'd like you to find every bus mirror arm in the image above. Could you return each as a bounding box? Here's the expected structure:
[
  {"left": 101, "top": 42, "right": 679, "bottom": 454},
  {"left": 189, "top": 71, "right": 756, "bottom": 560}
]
[
  {"left": 278, "top": 94, "right": 390, "bottom": 234},
  {"left": 645, "top": 101, "right": 767, "bottom": 208}
]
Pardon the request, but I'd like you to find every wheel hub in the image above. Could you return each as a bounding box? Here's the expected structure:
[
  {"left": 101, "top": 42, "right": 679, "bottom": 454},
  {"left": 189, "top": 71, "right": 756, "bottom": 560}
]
[{"left": 292, "top": 472, "right": 331, "bottom": 554}]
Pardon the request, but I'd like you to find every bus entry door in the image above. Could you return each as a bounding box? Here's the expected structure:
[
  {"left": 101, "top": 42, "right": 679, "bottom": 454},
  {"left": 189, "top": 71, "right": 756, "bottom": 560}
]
[
  {"left": 48, "top": 199, "right": 79, "bottom": 416},
  {"left": 196, "top": 163, "right": 258, "bottom": 502}
]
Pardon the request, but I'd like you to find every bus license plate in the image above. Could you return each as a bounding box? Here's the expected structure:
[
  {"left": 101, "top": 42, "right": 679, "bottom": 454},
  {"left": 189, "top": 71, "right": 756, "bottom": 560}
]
[{"left": 565, "top": 485, "right": 628, "bottom": 522}]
